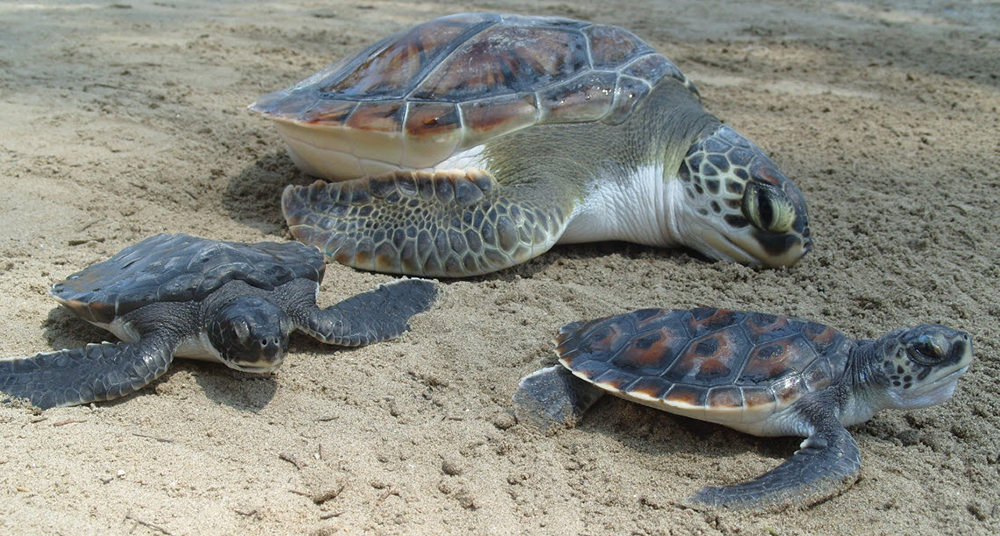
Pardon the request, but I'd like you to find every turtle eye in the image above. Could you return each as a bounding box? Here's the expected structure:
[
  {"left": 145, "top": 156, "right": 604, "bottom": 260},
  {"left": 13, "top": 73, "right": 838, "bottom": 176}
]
[
  {"left": 906, "top": 334, "right": 943, "bottom": 365},
  {"left": 742, "top": 183, "right": 795, "bottom": 234},
  {"left": 233, "top": 320, "right": 250, "bottom": 343}
]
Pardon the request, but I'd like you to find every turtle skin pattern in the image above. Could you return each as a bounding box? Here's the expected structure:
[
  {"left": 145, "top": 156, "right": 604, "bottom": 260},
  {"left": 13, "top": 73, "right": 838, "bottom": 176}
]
[
  {"left": 52, "top": 234, "right": 324, "bottom": 324},
  {"left": 555, "top": 307, "right": 852, "bottom": 423},
  {"left": 284, "top": 169, "right": 568, "bottom": 277},
  {"left": 0, "top": 337, "right": 174, "bottom": 410}
]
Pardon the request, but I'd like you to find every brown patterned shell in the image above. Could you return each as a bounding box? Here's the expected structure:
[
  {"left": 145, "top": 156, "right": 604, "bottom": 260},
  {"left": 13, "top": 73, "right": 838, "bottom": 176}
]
[
  {"left": 250, "top": 13, "right": 696, "bottom": 178},
  {"left": 555, "top": 307, "right": 853, "bottom": 424},
  {"left": 50, "top": 234, "right": 325, "bottom": 325}
]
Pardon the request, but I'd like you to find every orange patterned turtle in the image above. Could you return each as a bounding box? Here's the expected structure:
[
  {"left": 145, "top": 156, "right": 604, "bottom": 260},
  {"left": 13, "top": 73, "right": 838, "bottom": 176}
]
[
  {"left": 0, "top": 234, "right": 437, "bottom": 409},
  {"left": 250, "top": 13, "right": 811, "bottom": 277},
  {"left": 513, "top": 307, "right": 973, "bottom": 508}
]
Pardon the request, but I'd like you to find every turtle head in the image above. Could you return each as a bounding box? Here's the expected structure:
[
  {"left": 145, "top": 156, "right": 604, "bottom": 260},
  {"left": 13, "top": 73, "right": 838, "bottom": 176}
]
[
  {"left": 674, "top": 125, "right": 811, "bottom": 267},
  {"left": 208, "top": 297, "right": 291, "bottom": 373},
  {"left": 872, "top": 325, "right": 973, "bottom": 409}
]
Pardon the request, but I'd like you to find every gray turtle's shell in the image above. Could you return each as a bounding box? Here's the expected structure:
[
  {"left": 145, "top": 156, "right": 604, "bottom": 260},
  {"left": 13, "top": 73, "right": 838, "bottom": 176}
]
[
  {"left": 556, "top": 307, "right": 854, "bottom": 424},
  {"left": 51, "top": 234, "right": 325, "bottom": 324}
]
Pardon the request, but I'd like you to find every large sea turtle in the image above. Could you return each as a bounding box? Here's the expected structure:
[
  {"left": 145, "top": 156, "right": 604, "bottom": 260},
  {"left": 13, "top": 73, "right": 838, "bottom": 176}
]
[
  {"left": 513, "top": 307, "right": 973, "bottom": 507},
  {"left": 251, "top": 13, "right": 811, "bottom": 277},
  {"left": 0, "top": 234, "right": 437, "bottom": 409}
]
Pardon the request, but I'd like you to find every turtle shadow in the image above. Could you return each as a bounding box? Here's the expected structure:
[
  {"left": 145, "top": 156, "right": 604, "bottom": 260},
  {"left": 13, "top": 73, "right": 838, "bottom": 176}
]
[
  {"left": 281, "top": 330, "right": 367, "bottom": 361},
  {"left": 419, "top": 241, "right": 700, "bottom": 285},
  {"left": 577, "top": 396, "right": 797, "bottom": 482},
  {"left": 193, "top": 364, "right": 278, "bottom": 412},
  {"left": 307, "top": 240, "right": 697, "bottom": 285},
  {"left": 196, "top": 330, "right": 381, "bottom": 409},
  {"left": 221, "top": 151, "right": 314, "bottom": 236},
  {"left": 42, "top": 305, "right": 110, "bottom": 350},
  {"left": 40, "top": 307, "right": 278, "bottom": 412}
]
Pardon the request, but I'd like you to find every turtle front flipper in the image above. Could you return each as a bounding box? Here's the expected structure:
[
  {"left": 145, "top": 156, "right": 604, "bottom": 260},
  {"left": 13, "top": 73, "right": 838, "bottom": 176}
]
[
  {"left": 298, "top": 278, "right": 437, "bottom": 347},
  {"left": 691, "top": 409, "right": 861, "bottom": 509},
  {"left": 512, "top": 365, "right": 607, "bottom": 433},
  {"left": 282, "top": 169, "right": 571, "bottom": 277},
  {"left": 0, "top": 335, "right": 176, "bottom": 409}
]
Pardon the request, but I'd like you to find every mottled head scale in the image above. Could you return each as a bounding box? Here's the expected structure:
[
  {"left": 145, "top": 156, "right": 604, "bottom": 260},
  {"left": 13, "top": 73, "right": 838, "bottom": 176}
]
[
  {"left": 208, "top": 296, "right": 291, "bottom": 373},
  {"left": 873, "top": 324, "right": 973, "bottom": 409},
  {"left": 676, "top": 125, "right": 811, "bottom": 267}
]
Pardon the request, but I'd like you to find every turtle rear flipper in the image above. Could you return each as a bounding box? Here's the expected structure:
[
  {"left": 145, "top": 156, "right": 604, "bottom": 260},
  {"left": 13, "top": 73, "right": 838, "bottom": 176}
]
[
  {"left": 0, "top": 335, "right": 175, "bottom": 409},
  {"left": 282, "top": 169, "right": 571, "bottom": 277},
  {"left": 691, "top": 407, "right": 861, "bottom": 509},
  {"left": 512, "top": 365, "right": 606, "bottom": 433},
  {"left": 298, "top": 278, "right": 437, "bottom": 347}
]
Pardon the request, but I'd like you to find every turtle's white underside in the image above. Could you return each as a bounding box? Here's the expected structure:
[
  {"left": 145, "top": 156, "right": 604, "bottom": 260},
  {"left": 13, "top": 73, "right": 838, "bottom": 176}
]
[
  {"left": 431, "top": 145, "right": 487, "bottom": 171},
  {"left": 560, "top": 164, "right": 683, "bottom": 248},
  {"left": 104, "top": 317, "right": 222, "bottom": 362},
  {"left": 441, "top": 150, "right": 687, "bottom": 249}
]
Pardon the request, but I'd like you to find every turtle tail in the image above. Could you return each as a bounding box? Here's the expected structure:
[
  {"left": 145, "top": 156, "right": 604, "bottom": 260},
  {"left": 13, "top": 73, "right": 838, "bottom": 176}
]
[{"left": 281, "top": 169, "right": 569, "bottom": 277}]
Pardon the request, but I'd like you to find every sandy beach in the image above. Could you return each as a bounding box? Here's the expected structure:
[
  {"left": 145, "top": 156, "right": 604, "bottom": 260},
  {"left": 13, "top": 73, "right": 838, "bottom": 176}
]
[{"left": 1, "top": 1, "right": 999, "bottom": 534}]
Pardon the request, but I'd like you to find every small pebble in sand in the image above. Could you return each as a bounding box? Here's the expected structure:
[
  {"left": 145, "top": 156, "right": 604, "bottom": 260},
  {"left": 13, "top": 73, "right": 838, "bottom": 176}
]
[{"left": 441, "top": 458, "right": 464, "bottom": 476}]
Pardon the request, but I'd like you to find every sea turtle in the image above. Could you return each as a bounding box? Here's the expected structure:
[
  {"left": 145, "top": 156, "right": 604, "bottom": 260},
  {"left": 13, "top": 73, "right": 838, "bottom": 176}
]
[
  {"left": 250, "top": 13, "right": 811, "bottom": 277},
  {"left": 513, "top": 307, "right": 973, "bottom": 507},
  {"left": 0, "top": 233, "right": 438, "bottom": 409}
]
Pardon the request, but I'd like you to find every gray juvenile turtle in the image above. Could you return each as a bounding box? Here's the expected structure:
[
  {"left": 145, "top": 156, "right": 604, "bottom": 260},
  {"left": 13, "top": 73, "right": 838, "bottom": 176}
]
[
  {"left": 0, "top": 233, "right": 437, "bottom": 409},
  {"left": 250, "top": 13, "right": 811, "bottom": 277},
  {"left": 513, "top": 307, "right": 972, "bottom": 507}
]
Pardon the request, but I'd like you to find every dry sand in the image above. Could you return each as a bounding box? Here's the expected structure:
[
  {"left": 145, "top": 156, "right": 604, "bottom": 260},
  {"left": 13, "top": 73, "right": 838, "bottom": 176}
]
[{"left": 1, "top": 1, "right": 999, "bottom": 534}]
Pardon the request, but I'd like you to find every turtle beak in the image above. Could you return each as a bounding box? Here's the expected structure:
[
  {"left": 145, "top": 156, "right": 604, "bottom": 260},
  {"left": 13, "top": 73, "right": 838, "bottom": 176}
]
[
  {"left": 698, "top": 231, "right": 761, "bottom": 266},
  {"left": 753, "top": 231, "right": 812, "bottom": 268},
  {"left": 229, "top": 359, "right": 285, "bottom": 374},
  {"left": 229, "top": 334, "right": 289, "bottom": 373},
  {"left": 696, "top": 228, "right": 810, "bottom": 268}
]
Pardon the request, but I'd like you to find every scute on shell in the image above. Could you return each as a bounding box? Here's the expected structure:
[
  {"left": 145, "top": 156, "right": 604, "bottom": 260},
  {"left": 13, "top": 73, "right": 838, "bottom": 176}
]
[
  {"left": 50, "top": 234, "right": 325, "bottom": 324},
  {"left": 556, "top": 308, "right": 852, "bottom": 423}
]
